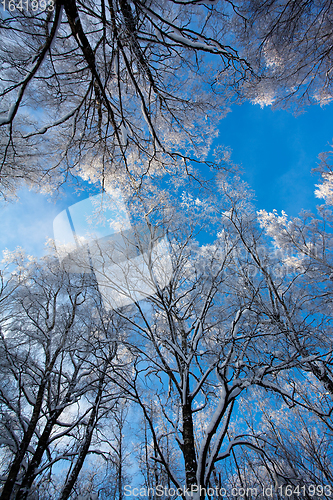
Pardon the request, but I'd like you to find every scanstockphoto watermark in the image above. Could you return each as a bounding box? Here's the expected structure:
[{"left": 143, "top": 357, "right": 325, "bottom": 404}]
[
  {"left": 231, "top": 243, "right": 317, "bottom": 279},
  {"left": 124, "top": 484, "right": 262, "bottom": 498},
  {"left": 124, "top": 484, "right": 227, "bottom": 498},
  {"left": 53, "top": 189, "right": 172, "bottom": 310},
  {"left": 52, "top": 189, "right": 316, "bottom": 309}
]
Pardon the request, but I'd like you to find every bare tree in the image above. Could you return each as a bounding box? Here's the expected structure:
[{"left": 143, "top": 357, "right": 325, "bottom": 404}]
[
  {"left": 93, "top": 179, "right": 313, "bottom": 500},
  {"left": 1, "top": 1, "right": 332, "bottom": 198},
  {"left": 205, "top": 167, "right": 333, "bottom": 499},
  {"left": 0, "top": 0, "right": 251, "bottom": 198},
  {"left": 2, "top": 164, "right": 333, "bottom": 499},
  {"left": 0, "top": 252, "right": 125, "bottom": 500},
  {"left": 234, "top": 0, "right": 333, "bottom": 107},
  {"left": 218, "top": 384, "right": 333, "bottom": 500}
]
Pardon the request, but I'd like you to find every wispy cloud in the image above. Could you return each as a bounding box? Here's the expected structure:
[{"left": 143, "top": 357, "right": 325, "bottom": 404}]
[{"left": 0, "top": 189, "right": 61, "bottom": 258}]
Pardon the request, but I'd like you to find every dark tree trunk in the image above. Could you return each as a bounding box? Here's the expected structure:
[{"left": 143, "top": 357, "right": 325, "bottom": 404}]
[
  {"left": 15, "top": 409, "right": 63, "bottom": 500},
  {"left": 0, "top": 381, "right": 46, "bottom": 500},
  {"left": 182, "top": 402, "right": 197, "bottom": 488},
  {"left": 309, "top": 361, "right": 333, "bottom": 395},
  {"left": 118, "top": 432, "right": 123, "bottom": 500}
]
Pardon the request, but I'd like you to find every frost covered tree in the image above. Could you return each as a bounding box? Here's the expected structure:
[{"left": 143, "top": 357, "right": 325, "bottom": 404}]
[
  {"left": 94, "top": 175, "right": 329, "bottom": 500},
  {"left": 253, "top": 160, "right": 333, "bottom": 395},
  {"left": 233, "top": 385, "right": 333, "bottom": 493},
  {"left": 0, "top": 0, "right": 251, "bottom": 198},
  {"left": 234, "top": 0, "right": 333, "bottom": 107},
  {"left": 0, "top": 252, "right": 127, "bottom": 500},
  {"left": 1, "top": 0, "right": 332, "bottom": 198},
  {"left": 213, "top": 377, "right": 333, "bottom": 498},
  {"left": 1, "top": 166, "right": 333, "bottom": 499},
  {"left": 208, "top": 163, "right": 333, "bottom": 498}
]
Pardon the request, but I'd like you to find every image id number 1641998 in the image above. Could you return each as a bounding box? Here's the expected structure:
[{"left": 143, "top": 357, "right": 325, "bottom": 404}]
[
  {"left": 2, "top": 0, "right": 54, "bottom": 11},
  {"left": 277, "top": 485, "right": 332, "bottom": 496}
]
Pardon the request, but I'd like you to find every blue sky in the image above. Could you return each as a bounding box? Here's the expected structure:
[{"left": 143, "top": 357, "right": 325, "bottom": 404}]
[
  {"left": 217, "top": 102, "right": 333, "bottom": 216},
  {"left": 1, "top": 101, "right": 332, "bottom": 259}
]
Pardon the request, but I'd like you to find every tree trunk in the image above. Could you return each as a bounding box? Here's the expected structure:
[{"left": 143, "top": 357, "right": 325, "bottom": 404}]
[
  {"left": 59, "top": 373, "right": 105, "bottom": 500},
  {"left": 0, "top": 381, "right": 46, "bottom": 500},
  {"left": 182, "top": 402, "right": 197, "bottom": 488},
  {"left": 15, "top": 410, "right": 62, "bottom": 500},
  {"left": 58, "top": 413, "right": 97, "bottom": 500}
]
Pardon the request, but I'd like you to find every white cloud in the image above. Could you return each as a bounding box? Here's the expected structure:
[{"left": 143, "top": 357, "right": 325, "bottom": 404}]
[{"left": 0, "top": 189, "right": 61, "bottom": 258}]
